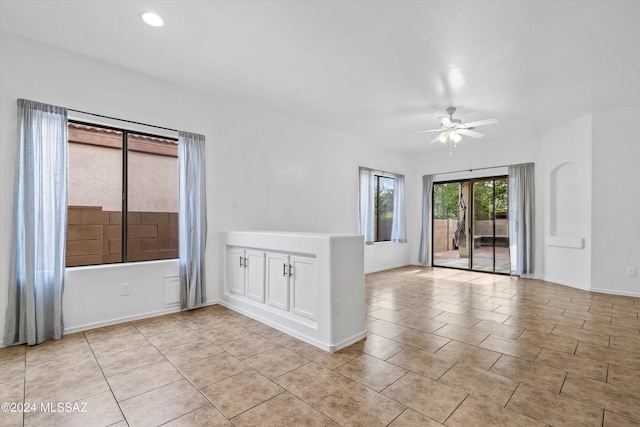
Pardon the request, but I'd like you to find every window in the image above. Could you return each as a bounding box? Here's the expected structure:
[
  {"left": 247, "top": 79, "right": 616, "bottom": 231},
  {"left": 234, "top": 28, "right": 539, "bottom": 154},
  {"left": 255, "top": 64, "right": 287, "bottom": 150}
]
[
  {"left": 66, "top": 122, "right": 178, "bottom": 267},
  {"left": 374, "top": 175, "right": 395, "bottom": 242},
  {"left": 358, "top": 167, "right": 405, "bottom": 244}
]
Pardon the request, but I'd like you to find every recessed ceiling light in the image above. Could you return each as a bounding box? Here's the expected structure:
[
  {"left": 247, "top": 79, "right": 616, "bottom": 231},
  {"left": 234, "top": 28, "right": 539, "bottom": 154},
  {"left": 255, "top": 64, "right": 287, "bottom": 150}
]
[{"left": 140, "top": 12, "right": 163, "bottom": 27}]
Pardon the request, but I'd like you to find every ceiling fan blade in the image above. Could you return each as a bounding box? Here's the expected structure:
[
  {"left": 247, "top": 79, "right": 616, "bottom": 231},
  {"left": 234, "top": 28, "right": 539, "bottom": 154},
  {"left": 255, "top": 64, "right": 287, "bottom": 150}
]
[
  {"left": 439, "top": 117, "right": 452, "bottom": 127},
  {"left": 457, "top": 129, "right": 484, "bottom": 138},
  {"left": 407, "top": 128, "right": 444, "bottom": 134},
  {"left": 459, "top": 118, "right": 499, "bottom": 129},
  {"left": 429, "top": 134, "right": 442, "bottom": 144}
]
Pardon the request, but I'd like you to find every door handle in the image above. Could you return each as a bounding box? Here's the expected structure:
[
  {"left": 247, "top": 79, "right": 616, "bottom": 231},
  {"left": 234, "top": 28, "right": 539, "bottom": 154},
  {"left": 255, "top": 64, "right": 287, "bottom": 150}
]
[
  {"left": 288, "top": 264, "right": 293, "bottom": 277},
  {"left": 283, "top": 263, "right": 287, "bottom": 276},
  {"left": 239, "top": 256, "right": 243, "bottom": 267},
  {"left": 243, "top": 257, "right": 248, "bottom": 268}
]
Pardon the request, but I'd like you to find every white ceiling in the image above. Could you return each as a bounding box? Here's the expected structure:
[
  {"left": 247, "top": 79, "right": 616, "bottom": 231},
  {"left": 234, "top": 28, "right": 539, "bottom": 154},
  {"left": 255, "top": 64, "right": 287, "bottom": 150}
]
[{"left": 1, "top": 0, "right": 640, "bottom": 152}]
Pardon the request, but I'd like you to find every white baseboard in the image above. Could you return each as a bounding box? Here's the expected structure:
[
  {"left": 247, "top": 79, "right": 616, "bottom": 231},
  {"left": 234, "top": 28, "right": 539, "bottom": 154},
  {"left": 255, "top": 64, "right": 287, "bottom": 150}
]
[
  {"left": 541, "top": 276, "right": 640, "bottom": 298},
  {"left": 365, "top": 263, "right": 410, "bottom": 274},
  {"left": 589, "top": 287, "right": 640, "bottom": 298},
  {"left": 218, "top": 300, "right": 364, "bottom": 353},
  {"left": 218, "top": 300, "right": 330, "bottom": 350},
  {"left": 329, "top": 331, "right": 367, "bottom": 352},
  {"left": 64, "top": 307, "right": 183, "bottom": 334},
  {"left": 64, "top": 301, "right": 221, "bottom": 335},
  {"left": 1, "top": 301, "right": 224, "bottom": 348},
  {"left": 541, "top": 276, "right": 591, "bottom": 291}
]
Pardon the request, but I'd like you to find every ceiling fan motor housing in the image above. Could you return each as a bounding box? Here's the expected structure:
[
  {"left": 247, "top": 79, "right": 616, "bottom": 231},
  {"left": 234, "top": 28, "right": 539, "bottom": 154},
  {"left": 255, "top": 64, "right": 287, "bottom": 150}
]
[{"left": 444, "top": 106, "right": 461, "bottom": 126}]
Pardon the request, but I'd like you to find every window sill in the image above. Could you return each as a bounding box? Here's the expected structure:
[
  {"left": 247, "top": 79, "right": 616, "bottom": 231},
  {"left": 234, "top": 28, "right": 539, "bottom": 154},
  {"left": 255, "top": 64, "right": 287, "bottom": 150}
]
[{"left": 65, "top": 258, "right": 178, "bottom": 272}]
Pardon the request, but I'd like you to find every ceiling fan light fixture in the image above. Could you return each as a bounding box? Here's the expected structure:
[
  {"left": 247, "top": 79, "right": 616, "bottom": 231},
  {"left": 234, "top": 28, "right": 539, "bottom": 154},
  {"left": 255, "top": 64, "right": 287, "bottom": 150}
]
[
  {"left": 438, "top": 131, "right": 449, "bottom": 143},
  {"left": 450, "top": 129, "right": 462, "bottom": 143}
]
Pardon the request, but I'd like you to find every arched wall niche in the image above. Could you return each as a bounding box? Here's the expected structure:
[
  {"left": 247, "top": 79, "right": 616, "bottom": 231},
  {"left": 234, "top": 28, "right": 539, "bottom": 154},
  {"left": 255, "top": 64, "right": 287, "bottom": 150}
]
[{"left": 548, "top": 161, "right": 584, "bottom": 248}]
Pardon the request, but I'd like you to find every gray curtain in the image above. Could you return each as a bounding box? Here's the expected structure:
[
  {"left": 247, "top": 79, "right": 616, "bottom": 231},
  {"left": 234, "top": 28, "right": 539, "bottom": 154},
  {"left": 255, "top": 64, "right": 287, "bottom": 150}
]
[
  {"left": 418, "top": 175, "right": 434, "bottom": 265},
  {"left": 508, "top": 163, "right": 535, "bottom": 276},
  {"left": 358, "top": 167, "right": 375, "bottom": 245},
  {"left": 390, "top": 173, "right": 407, "bottom": 243},
  {"left": 5, "top": 99, "right": 68, "bottom": 346},
  {"left": 178, "top": 131, "right": 207, "bottom": 310}
]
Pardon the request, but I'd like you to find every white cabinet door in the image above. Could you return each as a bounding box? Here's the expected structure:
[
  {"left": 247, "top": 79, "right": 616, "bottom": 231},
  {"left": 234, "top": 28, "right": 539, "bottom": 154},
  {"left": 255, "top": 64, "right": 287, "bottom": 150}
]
[
  {"left": 290, "top": 256, "right": 317, "bottom": 320},
  {"left": 266, "top": 252, "right": 289, "bottom": 311},
  {"left": 245, "top": 249, "right": 265, "bottom": 303},
  {"left": 228, "top": 247, "right": 246, "bottom": 296}
]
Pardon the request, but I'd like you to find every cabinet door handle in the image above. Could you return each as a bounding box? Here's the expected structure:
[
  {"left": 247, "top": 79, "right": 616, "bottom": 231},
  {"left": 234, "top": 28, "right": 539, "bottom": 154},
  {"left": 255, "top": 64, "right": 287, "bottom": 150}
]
[
  {"left": 243, "top": 257, "right": 248, "bottom": 268},
  {"left": 283, "top": 263, "right": 287, "bottom": 276},
  {"left": 288, "top": 264, "right": 293, "bottom": 277},
  {"left": 239, "top": 256, "right": 243, "bottom": 267}
]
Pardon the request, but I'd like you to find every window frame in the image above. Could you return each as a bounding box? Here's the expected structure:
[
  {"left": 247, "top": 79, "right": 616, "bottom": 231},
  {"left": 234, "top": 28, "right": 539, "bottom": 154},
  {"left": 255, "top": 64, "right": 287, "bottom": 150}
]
[
  {"left": 67, "top": 120, "right": 179, "bottom": 267},
  {"left": 373, "top": 173, "right": 395, "bottom": 242}
]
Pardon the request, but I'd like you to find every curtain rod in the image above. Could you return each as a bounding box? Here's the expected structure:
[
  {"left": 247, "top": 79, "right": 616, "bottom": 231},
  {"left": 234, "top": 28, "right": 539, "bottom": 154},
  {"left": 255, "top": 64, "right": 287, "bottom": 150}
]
[
  {"left": 430, "top": 163, "right": 518, "bottom": 176},
  {"left": 360, "top": 166, "right": 404, "bottom": 177},
  {"left": 67, "top": 108, "right": 178, "bottom": 133}
]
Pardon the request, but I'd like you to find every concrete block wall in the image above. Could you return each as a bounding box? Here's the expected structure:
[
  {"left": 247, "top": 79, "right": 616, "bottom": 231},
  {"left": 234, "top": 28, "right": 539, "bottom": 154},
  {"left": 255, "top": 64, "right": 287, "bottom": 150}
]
[
  {"left": 473, "top": 219, "right": 508, "bottom": 236},
  {"left": 66, "top": 206, "right": 178, "bottom": 267},
  {"left": 433, "top": 219, "right": 457, "bottom": 252},
  {"left": 67, "top": 206, "right": 105, "bottom": 266},
  {"left": 127, "top": 211, "right": 179, "bottom": 262}
]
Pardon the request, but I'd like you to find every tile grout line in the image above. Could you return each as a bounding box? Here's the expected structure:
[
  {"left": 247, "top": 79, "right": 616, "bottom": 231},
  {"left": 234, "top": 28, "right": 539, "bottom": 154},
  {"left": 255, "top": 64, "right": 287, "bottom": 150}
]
[
  {"left": 82, "top": 329, "right": 128, "bottom": 426},
  {"left": 442, "top": 393, "right": 470, "bottom": 425},
  {"left": 503, "top": 380, "right": 521, "bottom": 408},
  {"left": 558, "top": 371, "right": 569, "bottom": 395}
]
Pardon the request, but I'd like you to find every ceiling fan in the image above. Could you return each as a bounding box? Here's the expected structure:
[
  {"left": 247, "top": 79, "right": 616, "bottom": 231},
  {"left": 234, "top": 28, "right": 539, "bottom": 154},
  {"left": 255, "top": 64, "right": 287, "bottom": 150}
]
[{"left": 410, "top": 107, "right": 499, "bottom": 145}]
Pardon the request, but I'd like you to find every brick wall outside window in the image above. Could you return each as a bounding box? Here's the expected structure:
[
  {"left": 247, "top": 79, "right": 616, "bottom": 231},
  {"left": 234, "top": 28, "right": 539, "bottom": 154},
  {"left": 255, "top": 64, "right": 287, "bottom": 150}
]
[{"left": 67, "top": 206, "right": 178, "bottom": 267}]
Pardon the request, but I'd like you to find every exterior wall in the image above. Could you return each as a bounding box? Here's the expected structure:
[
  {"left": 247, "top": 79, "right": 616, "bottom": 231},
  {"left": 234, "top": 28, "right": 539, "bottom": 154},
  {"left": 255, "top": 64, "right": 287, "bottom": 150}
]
[
  {"left": 474, "top": 219, "right": 508, "bottom": 236},
  {"left": 128, "top": 151, "right": 178, "bottom": 213},
  {"left": 127, "top": 211, "right": 179, "bottom": 262},
  {"left": 68, "top": 123, "right": 178, "bottom": 213},
  {"left": 68, "top": 140, "right": 122, "bottom": 211},
  {"left": 433, "top": 219, "right": 457, "bottom": 252},
  {"left": 67, "top": 206, "right": 178, "bottom": 267}
]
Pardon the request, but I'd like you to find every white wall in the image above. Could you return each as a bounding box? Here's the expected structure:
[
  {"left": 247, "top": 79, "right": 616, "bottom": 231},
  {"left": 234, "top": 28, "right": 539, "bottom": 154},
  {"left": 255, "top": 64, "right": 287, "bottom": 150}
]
[
  {"left": 540, "top": 115, "right": 592, "bottom": 289},
  {"left": 0, "top": 33, "right": 410, "bottom": 343},
  {"left": 591, "top": 105, "right": 640, "bottom": 296},
  {"left": 64, "top": 260, "right": 181, "bottom": 333},
  {"left": 365, "top": 242, "right": 411, "bottom": 273}
]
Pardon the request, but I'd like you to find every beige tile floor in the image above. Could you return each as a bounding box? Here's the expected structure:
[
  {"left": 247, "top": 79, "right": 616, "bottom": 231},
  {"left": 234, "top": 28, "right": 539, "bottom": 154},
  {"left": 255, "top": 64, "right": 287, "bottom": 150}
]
[{"left": 2, "top": 266, "right": 640, "bottom": 426}]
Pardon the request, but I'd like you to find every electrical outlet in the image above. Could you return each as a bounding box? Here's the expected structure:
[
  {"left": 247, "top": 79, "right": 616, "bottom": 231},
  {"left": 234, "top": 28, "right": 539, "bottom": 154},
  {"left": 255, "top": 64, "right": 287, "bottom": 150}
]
[
  {"left": 121, "top": 283, "right": 131, "bottom": 296},
  {"left": 335, "top": 299, "right": 341, "bottom": 315},
  {"left": 628, "top": 267, "right": 638, "bottom": 277}
]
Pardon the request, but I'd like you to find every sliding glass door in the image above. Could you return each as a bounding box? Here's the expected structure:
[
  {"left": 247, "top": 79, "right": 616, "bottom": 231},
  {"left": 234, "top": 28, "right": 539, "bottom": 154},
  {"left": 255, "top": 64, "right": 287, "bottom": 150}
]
[
  {"left": 432, "top": 181, "right": 470, "bottom": 269},
  {"left": 471, "top": 177, "right": 510, "bottom": 273},
  {"left": 432, "top": 177, "right": 510, "bottom": 274}
]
